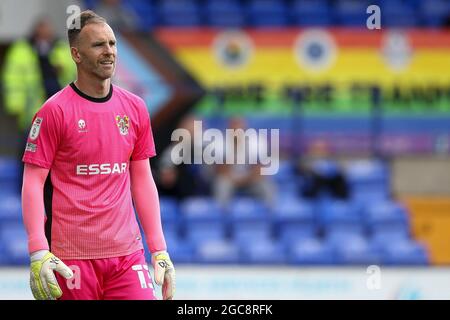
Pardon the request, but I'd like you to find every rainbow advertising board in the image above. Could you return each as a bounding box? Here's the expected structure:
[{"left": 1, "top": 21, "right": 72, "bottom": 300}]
[{"left": 156, "top": 28, "right": 450, "bottom": 116}]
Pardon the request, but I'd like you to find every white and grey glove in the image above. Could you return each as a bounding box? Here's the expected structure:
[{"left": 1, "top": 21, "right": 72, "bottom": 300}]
[
  {"left": 151, "top": 251, "right": 175, "bottom": 300},
  {"left": 29, "top": 250, "right": 73, "bottom": 300}
]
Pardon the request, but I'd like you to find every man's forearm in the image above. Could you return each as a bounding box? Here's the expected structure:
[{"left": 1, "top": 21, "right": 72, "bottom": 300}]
[
  {"left": 130, "top": 160, "right": 166, "bottom": 253},
  {"left": 22, "top": 166, "right": 49, "bottom": 253}
]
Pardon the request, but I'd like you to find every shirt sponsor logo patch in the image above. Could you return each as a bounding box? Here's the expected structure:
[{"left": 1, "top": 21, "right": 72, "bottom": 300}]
[
  {"left": 76, "top": 162, "right": 128, "bottom": 175},
  {"left": 115, "top": 115, "right": 129, "bottom": 136},
  {"left": 29, "top": 117, "right": 42, "bottom": 140},
  {"left": 25, "top": 142, "right": 37, "bottom": 152}
]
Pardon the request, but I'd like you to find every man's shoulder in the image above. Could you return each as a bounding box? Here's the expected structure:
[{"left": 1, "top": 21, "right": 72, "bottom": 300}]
[
  {"left": 113, "top": 84, "right": 146, "bottom": 106},
  {"left": 39, "top": 85, "right": 74, "bottom": 114}
]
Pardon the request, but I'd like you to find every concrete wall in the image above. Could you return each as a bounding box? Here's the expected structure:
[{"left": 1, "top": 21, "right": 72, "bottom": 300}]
[{"left": 392, "top": 156, "right": 450, "bottom": 196}]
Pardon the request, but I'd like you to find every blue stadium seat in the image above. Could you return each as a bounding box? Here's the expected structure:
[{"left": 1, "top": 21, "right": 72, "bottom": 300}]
[
  {"left": 312, "top": 159, "right": 341, "bottom": 179},
  {"left": 195, "top": 239, "right": 240, "bottom": 264},
  {"left": 157, "top": 0, "right": 202, "bottom": 27},
  {"left": 273, "top": 198, "right": 316, "bottom": 243},
  {"left": 276, "top": 181, "right": 299, "bottom": 199},
  {"left": 123, "top": 0, "right": 157, "bottom": 30},
  {"left": 382, "top": 1, "right": 419, "bottom": 27},
  {"left": 240, "top": 239, "right": 287, "bottom": 264},
  {"left": 289, "top": 238, "right": 335, "bottom": 265},
  {"left": 420, "top": 0, "right": 450, "bottom": 27},
  {"left": 0, "top": 222, "right": 29, "bottom": 265},
  {"left": 0, "top": 157, "right": 19, "bottom": 181},
  {"left": 332, "top": 234, "right": 382, "bottom": 265},
  {"left": 333, "top": 0, "right": 371, "bottom": 26},
  {"left": 319, "top": 200, "right": 363, "bottom": 235},
  {"left": 204, "top": 0, "right": 245, "bottom": 28},
  {"left": 0, "top": 157, "right": 20, "bottom": 193},
  {"left": 228, "top": 198, "right": 269, "bottom": 222},
  {"left": 246, "top": 0, "right": 289, "bottom": 27},
  {"left": 291, "top": 0, "right": 333, "bottom": 26},
  {"left": 180, "top": 197, "right": 225, "bottom": 245},
  {"left": 363, "top": 201, "right": 410, "bottom": 232},
  {"left": 0, "top": 194, "right": 22, "bottom": 222},
  {"left": 83, "top": 0, "right": 99, "bottom": 9},
  {"left": 184, "top": 220, "right": 227, "bottom": 245},
  {"left": 164, "top": 234, "right": 195, "bottom": 264},
  {"left": 345, "top": 159, "right": 389, "bottom": 203},
  {"left": 180, "top": 197, "right": 223, "bottom": 221},
  {"left": 231, "top": 221, "right": 273, "bottom": 244},
  {"left": 381, "top": 239, "right": 429, "bottom": 265},
  {"left": 159, "top": 196, "right": 178, "bottom": 223},
  {"left": 369, "top": 225, "right": 410, "bottom": 253},
  {"left": 272, "top": 159, "right": 296, "bottom": 185}
]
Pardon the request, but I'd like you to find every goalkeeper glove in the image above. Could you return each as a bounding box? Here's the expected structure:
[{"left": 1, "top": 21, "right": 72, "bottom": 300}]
[
  {"left": 29, "top": 250, "right": 73, "bottom": 300},
  {"left": 151, "top": 251, "right": 175, "bottom": 300}
]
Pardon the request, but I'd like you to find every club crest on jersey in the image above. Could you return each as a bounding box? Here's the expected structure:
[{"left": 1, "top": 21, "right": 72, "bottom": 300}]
[
  {"left": 115, "top": 115, "right": 129, "bottom": 135},
  {"left": 29, "top": 117, "right": 42, "bottom": 140}
]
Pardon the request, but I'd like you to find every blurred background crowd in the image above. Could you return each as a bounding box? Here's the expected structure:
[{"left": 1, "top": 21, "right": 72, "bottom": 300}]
[{"left": 0, "top": 0, "right": 449, "bottom": 271}]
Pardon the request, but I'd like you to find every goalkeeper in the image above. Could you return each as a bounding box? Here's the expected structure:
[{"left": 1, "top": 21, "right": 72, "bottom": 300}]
[{"left": 21, "top": 10, "right": 174, "bottom": 300}]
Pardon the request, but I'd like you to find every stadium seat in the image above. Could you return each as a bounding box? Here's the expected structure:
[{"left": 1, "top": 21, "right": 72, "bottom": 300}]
[
  {"left": 332, "top": 234, "right": 382, "bottom": 265},
  {"left": 195, "top": 239, "right": 240, "bottom": 264},
  {"left": 0, "top": 194, "right": 22, "bottom": 223},
  {"left": 246, "top": 0, "right": 289, "bottom": 27},
  {"left": 333, "top": 0, "right": 371, "bottom": 26},
  {"left": 345, "top": 159, "right": 389, "bottom": 203},
  {"left": 0, "top": 222, "right": 29, "bottom": 265},
  {"left": 291, "top": 0, "right": 333, "bottom": 26},
  {"left": 227, "top": 197, "right": 269, "bottom": 222},
  {"left": 363, "top": 201, "right": 410, "bottom": 231},
  {"left": 231, "top": 221, "right": 273, "bottom": 244},
  {"left": 164, "top": 234, "right": 195, "bottom": 264},
  {"left": 0, "top": 157, "right": 20, "bottom": 193},
  {"left": 381, "top": 239, "right": 429, "bottom": 265},
  {"left": 180, "top": 197, "right": 223, "bottom": 221},
  {"left": 204, "top": 0, "right": 246, "bottom": 28},
  {"left": 159, "top": 196, "right": 178, "bottom": 223},
  {"left": 420, "top": 0, "right": 450, "bottom": 27},
  {"left": 289, "top": 238, "right": 335, "bottom": 265},
  {"left": 272, "top": 159, "right": 296, "bottom": 185},
  {"left": 157, "top": 0, "right": 202, "bottom": 27},
  {"left": 83, "top": 0, "right": 99, "bottom": 9},
  {"left": 382, "top": 1, "right": 419, "bottom": 28},
  {"left": 0, "top": 157, "right": 19, "bottom": 181},
  {"left": 273, "top": 198, "right": 316, "bottom": 243},
  {"left": 180, "top": 197, "right": 225, "bottom": 245},
  {"left": 311, "top": 159, "right": 341, "bottom": 179},
  {"left": 184, "top": 220, "right": 227, "bottom": 246},
  {"left": 240, "top": 239, "right": 287, "bottom": 264},
  {"left": 123, "top": 0, "right": 157, "bottom": 31},
  {"left": 369, "top": 225, "right": 410, "bottom": 253},
  {"left": 319, "top": 200, "right": 363, "bottom": 235}
]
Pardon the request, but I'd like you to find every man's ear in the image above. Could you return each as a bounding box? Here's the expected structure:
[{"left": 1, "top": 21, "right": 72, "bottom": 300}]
[{"left": 70, "top": 46, "right": 81, "bottom": 63}]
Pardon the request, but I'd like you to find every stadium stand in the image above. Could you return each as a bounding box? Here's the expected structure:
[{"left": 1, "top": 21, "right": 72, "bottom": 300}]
[{"left": 0, "top": 0, "right": 441, "bottom": 267}]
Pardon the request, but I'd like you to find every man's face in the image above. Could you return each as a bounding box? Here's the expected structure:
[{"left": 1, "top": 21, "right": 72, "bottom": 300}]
[{"left": 73, "top": 22, "right": 117, "bottom": 80}]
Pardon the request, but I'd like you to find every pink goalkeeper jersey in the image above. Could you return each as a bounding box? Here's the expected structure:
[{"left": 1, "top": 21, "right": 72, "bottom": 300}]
[{"left": 23, "top": 83, "right": 156, "bottom": 259}]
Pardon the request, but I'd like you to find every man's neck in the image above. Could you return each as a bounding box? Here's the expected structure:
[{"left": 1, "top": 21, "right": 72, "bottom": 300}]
[{"left": 74, "top": 73, "right": 111, "bottom": 98}]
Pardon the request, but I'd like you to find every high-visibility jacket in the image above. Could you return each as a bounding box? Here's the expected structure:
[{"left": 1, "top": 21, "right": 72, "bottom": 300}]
[{"left": 2, "top": 39, "right": 75, "bottom": 130}]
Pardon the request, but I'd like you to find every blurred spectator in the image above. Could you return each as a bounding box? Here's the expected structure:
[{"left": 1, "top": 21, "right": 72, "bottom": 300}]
[
  {"left": 2, "top": 17, "right": 75, "bottom": 133},
  {"left": 295, "top": 141, "right": 349, "bottom": 200},
  {"left": 95, "top": 0, "right": 138, "bottom": 31},
  {"left": 213, "top": 117, "right": 275, "bottom": 208},
  {"left": 1, "top": 17, "right": 75, "bottom": 190},
  {"left": 156, "top": 115, "right": 212, "bottom": 200}
]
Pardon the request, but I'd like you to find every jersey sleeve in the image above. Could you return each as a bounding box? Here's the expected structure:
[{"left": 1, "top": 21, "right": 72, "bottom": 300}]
[
  {"left": 22, "top": 101, "right": 63, "bottom": 169},
  {"left": 131, "top": 99, "right": 156, "bottom": 161}
]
